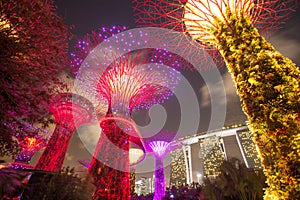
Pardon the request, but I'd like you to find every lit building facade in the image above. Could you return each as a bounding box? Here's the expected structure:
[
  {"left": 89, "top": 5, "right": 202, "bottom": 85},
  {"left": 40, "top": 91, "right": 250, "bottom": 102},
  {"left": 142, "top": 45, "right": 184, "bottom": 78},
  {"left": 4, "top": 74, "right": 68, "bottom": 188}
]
[{"left": 169, "top": 125, "right": 262, "bottom": 185}]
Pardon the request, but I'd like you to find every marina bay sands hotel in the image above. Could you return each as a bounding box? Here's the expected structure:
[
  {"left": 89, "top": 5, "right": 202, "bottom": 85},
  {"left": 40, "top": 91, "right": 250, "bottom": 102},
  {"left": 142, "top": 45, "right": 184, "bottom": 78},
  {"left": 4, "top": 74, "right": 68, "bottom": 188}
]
[{"left": 168, "top": 125, "right": 262, "bottom": 186}]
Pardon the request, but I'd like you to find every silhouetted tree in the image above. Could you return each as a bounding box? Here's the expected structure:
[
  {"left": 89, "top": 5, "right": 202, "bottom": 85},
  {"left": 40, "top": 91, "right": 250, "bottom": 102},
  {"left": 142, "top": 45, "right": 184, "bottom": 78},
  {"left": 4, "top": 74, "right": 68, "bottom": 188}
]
[{"left": 204, "top": 158, "right": 266, "bottom": 200}]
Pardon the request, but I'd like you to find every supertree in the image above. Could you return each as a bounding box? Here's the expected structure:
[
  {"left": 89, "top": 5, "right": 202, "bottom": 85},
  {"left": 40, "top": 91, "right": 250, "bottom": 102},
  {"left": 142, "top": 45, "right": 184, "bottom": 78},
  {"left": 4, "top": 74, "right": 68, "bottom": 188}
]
[
  {"left": 72, "top": 26, "right": 182, "bottom": 199},
  {"left": 35, "top": 93, "right": 94, "bottom": 172},
  {"left": 0, "top": 0, "right": 70, "bottom": 157},
  {"left": 143, "top": 131, "right": 178, "bottom": 200},
  {"left": 147, "top": 141, "right": 170, "bottom": 200},
  {"left": 77, "top": 148, "right": 145, "bottom": 196},
  {"left": 133, "top": 1, "right": 300, "bottom": 199}
]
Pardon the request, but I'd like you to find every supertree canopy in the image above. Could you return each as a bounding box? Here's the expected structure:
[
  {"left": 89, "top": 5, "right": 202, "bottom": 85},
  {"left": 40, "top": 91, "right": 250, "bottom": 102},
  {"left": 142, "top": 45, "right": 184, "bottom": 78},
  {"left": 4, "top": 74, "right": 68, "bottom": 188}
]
[
  {"left": 0, "top": 0, "right": 70, "bottom": 157},
  {"left": 133, "top": 1, "right": 300, "bottom": 199},
  {"left": 72, "top": 26, "right": 183, "bottom": 200},
  {"left": 35, "top": 93, "right": 94, "bottom": 172}
]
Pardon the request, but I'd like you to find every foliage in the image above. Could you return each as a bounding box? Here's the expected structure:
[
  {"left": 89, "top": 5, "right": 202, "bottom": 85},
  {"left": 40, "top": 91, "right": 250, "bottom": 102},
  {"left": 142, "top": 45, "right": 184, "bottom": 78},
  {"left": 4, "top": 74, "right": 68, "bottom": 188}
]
[
  {"left": 0, "top": 0, "right": 70, "bottom": 157},
  {"left": 212, "top": 13, "right": 300, "bottom": 200},
  {"left": 21, "top": 167, "right": 95, "bottom": 200},
  {"left": 0, "top": 167, "right": 29, "bottom": 199},
  {"left": 203, "top": 158, "right": 266, "bottom": 200}
]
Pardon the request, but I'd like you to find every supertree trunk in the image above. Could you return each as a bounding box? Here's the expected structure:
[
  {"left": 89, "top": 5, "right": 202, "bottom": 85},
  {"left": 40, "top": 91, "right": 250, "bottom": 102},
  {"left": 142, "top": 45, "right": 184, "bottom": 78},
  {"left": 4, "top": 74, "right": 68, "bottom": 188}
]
[
  {"left": 212, "top": 14, "right": 300, "bottom": 199},
  {"left": 154, "top": 157, "right": 166, "bottom": 200},
  {"left": 35, "top": 93, "right": 94, "bottom": 172},
  {"left": 88, "top": 114, "right": 130, "bottom": 200},
  {"left": 35, "top": 125, "right": 74, "bottom": 172}
]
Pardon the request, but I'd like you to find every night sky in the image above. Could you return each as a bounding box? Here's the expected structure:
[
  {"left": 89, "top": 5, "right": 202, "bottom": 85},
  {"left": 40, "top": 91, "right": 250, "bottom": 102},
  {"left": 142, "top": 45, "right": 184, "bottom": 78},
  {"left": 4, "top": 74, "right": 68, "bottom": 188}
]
[{"left": 29, "top": 0, "right": 300, "bottom": 182}]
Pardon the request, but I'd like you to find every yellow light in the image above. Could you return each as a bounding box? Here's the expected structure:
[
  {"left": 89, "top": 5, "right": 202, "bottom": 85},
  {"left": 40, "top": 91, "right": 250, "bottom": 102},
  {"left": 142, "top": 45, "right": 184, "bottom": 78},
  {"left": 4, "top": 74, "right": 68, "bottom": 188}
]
[
  {"left": 183, "top": 0, "right": 254, "bottom": 42},
  {"left": 129, "top": 148, "right": 144, "bottom": 165},
  {"left": 0, "top": 14, "right": 18, "bottom": 39}
]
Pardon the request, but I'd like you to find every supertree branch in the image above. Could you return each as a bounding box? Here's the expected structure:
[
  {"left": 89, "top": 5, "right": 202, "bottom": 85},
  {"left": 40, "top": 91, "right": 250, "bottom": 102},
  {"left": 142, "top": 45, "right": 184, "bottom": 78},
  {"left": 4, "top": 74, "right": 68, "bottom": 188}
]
[
  {"left": 35, "top": 93, "right": 94, "bottom": 172},
  {"left": 97, "top": 53, "right": 180, "bottom": 115}
]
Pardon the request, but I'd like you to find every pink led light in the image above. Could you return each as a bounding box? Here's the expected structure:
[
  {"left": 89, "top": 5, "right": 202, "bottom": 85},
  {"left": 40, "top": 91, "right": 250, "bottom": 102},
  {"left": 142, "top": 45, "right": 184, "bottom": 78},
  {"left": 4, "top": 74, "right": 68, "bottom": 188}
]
[{"left": 35, "top": 93, "right": 94, "bottom": 172}]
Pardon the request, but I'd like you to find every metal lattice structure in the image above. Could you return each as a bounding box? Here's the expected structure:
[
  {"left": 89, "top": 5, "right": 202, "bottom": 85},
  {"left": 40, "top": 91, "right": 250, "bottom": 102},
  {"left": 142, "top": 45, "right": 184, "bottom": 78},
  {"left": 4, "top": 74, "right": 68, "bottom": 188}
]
[{"left": 35, "top": 93, "right": 94, "bottom": 172}]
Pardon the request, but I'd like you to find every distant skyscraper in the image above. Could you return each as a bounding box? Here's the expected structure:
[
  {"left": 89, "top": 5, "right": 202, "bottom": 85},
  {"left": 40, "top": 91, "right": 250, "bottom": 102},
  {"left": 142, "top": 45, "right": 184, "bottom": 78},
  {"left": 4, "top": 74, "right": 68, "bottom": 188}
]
[
  {"left": 236, "top": 128, "right": 262, "bottom": 170},
  {"left": 169, "top": 147, "right": 187, "bottom": 187},
  {"left": 199, "top": 136, "right": 225, "bottom": 180}
]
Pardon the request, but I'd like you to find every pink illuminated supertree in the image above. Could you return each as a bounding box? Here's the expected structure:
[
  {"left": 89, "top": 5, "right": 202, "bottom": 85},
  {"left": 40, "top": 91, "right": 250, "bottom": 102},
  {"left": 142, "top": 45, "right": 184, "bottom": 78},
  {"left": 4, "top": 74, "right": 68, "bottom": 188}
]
[
  {"left": 87, "top": 56, "right": 179, "bottom": 199},
  {"left": 35, "top": 93, "right": 94, "bottom": 172},
  {"left": 133, "top": 0, "right": 300, "bottom": 199},
  {"left": 72, "top": 26, "right": 183, "bottom": 199}
]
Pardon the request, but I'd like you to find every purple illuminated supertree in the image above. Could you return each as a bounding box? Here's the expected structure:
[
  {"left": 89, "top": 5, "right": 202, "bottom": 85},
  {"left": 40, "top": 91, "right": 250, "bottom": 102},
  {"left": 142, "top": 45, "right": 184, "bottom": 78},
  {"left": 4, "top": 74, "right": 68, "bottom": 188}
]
[
  {"left": 148, "top": 141, "right": 170, "bottom": 200},
  {"left": 144, "top": 131, "right": 178, "bottom": 200},
  {"left": 35, "top": 93, "right": 94, "bottom": 172},
  {"left": 133, "top": 1, "right": 300, "bottom": 198},
  {"left": 72, "top": 26, "right": 182, "bottom": 199}
]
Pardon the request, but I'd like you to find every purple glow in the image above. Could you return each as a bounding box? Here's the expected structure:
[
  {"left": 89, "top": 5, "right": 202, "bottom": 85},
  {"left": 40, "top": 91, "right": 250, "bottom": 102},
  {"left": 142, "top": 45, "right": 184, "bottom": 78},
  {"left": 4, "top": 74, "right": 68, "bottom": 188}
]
[
  {"left": 149, "top": 140, "right": 170, "bottom": 157},
  {"left": 148, "top": 140, "right": 172, "bottom": 200}
]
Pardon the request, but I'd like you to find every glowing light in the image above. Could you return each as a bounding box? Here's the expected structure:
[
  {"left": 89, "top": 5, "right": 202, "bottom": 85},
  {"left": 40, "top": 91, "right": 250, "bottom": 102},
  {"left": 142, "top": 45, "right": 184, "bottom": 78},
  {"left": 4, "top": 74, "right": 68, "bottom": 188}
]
[
  {"left": 129, "top": 148, "right": 145, "bottom": 165},
  {"left": 6, "top": 121, "right": 51, "bottom": 169},
  {"left": 149, "top": 141, "right": 170, "bottom": 157},
  {"left": 183, "top": 0, "right": 254, "bottom": 41},
  {"left": 0, "top": 14, "right": 18, "bottom": 39}
]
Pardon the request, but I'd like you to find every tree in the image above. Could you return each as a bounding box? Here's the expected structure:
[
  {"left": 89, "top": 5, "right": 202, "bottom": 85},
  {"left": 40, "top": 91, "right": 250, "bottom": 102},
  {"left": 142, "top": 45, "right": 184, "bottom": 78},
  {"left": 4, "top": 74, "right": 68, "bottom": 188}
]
[
  {"left": 203, "top": 158, "right": 266, "bottom": 200},
  {"left": 21, "top": 167, "right": 95, "bottom": 200},
  {"left": 0, "top": 0, "right": 70, "bottom": 157},
  {"left": 0, "top": 167, "right": 29, "bottom": 199}
]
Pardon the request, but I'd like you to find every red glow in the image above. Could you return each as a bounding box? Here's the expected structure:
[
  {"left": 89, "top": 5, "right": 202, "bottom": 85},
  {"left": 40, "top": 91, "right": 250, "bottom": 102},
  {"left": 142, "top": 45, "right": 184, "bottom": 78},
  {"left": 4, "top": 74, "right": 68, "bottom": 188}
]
[
  {"left": 88, "top": 114, "right": 130, "bottom": 200},
  {"left": 35, "top": 93, "right": 94, "bottom": 172},
  {"left": 97, "top": 52, "right": 180, "bottom": 114},
  {"left": 20, "top": 137, "right": 43, "bottom": 151}
]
